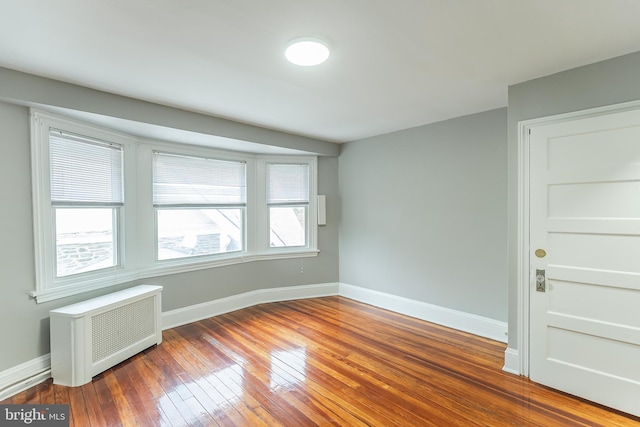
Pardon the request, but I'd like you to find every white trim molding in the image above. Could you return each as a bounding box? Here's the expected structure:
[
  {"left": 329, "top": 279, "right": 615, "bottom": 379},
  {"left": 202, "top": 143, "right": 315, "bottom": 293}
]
[
  {"left": 162, "top": 282, "right": 340, "bottom": 330},
  {"left": 0, "top": 354, "right": 51, "bottom": 402},
  {"left": 503, "top": 347, "right": 520, "bottom": 375},
  {"left": 339, "top": 283, "right": 508, "bottom": 343},
  {"left": 515, "top": 117, "right": 532, "bottom": 377}
]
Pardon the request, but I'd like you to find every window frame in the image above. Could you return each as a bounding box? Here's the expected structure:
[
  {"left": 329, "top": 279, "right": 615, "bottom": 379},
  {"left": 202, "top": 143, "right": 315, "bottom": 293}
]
[
  {"left": 254, "top": 157, "right": 318, "bottom": 258},
  {"left": 48, "top": 129, "right": 126, "bottom": 279},
  {"left": 266, "top": 162, "right": 311, "bottom": 249},
  {"left": 30, "top": 110, "right": 319, "bottom": 303},
  {"left": 30, "top": 111, "right": 138, "bottom": 302},
  {"left": 152, "top": 151, "right": 247, "bottom": 262}
]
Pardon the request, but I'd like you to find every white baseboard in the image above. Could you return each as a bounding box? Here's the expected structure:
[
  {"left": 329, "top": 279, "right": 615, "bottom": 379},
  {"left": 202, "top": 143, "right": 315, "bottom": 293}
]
[
  {"left": 503, "top": 347, "right": 520, "bottom": 375},
  {"left": 2, "top": 281, "right": 512, "bottom": 401},
  {"left": 162, "top": 282, "right": 340, "bottom": 330},
  {"left": 339, "top": 283, "right": 508, "bottom": 343},
  {"left": 0, "top": 354, "right": 51, "bottom": 402}
]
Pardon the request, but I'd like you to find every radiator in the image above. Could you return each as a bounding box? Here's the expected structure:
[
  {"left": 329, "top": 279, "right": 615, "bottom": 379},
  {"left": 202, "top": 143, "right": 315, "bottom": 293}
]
[{"left": 50, "top": 284, "right": 163, "bottom": 387}]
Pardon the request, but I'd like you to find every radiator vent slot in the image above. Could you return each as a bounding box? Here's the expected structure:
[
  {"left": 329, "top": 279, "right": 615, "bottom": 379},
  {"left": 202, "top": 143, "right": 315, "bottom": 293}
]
[
  {"left": 91, "top": 296, "right": 157, "bottom": 364},
  {"left": 50, "top": 285, "right": 163, "bottom": 387}
]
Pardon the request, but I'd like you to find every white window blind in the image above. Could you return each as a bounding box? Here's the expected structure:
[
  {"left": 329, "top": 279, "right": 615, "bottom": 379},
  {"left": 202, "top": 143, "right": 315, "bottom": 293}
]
[
  {"left": 267, "top": 163, "right": 309, "bottom": 204},
  {"left": 49, "top": 130, "right": 124, "bottom": 205},
  {"left": 153, "top": 152, "right": 246, "bottom": 206}
]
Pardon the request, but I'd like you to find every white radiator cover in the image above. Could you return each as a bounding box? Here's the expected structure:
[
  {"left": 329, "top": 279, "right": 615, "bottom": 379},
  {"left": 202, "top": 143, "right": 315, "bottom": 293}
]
[{"left": 50, "top": 284, "right": 162, "bottom": 387}]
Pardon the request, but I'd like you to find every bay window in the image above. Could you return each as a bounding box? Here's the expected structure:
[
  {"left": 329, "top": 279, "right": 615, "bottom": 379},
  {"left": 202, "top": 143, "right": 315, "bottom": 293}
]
[{"left": 30, "top": 110, "right": 318, "bottom": 303}]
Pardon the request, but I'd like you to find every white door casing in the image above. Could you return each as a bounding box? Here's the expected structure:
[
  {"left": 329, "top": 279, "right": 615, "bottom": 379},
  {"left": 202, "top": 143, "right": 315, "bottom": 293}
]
[{"left": 518, "top": 100, "right": 640, "bottom": 417}]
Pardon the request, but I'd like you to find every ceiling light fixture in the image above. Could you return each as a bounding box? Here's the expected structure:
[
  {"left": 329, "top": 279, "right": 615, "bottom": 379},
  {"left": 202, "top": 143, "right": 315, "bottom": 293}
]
[{"left": 285, "top": 37, "right": 330, "bottom": 66}]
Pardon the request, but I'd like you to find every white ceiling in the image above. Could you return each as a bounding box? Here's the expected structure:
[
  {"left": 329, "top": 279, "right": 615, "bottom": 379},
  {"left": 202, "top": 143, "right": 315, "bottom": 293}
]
[{"left": 1, "top": 0, "right": 640, "bottom": 144}]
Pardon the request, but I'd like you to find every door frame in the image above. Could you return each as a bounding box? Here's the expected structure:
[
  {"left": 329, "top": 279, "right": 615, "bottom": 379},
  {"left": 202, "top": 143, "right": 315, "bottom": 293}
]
[{"left": 515, "top": 99, "right": 640, "bottom": 377}]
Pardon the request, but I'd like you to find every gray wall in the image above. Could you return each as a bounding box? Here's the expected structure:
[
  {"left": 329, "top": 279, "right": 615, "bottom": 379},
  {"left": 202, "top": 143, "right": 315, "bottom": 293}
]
[
  {"left": 506, "top": 51, "right": 640, "bottom": 349},
  {"left": 5, "top": 49, "right": 639, "bottom": 374},
  {"left": 339, "top": 108, "right": 508, "bottom": 321},
  {"left": 0, "top": 72, "right": 339, "bottom": 372}
]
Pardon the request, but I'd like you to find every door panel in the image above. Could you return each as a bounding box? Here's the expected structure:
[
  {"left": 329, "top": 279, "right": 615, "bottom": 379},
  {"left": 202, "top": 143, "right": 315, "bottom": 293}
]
[
  {"left": 549, "top": 182, "right": 640, "bottom": 217},
  {"left": 548, "top": 233, "right": 640, "bottom": 272},
  {"left": 548, "top": 280, "right": 640, "bottom": 327},
  {"left": 529, "top": 107, "right": 640, "bottom": 417},
  {"left": 547, "top": 328, "right": 640, "bottom": 381}
]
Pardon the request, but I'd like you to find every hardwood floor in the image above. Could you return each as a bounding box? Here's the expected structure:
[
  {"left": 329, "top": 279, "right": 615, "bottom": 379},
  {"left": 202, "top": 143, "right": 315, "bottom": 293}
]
[{"left": 4, "top": 296, "right": 640, "bottom": 426}]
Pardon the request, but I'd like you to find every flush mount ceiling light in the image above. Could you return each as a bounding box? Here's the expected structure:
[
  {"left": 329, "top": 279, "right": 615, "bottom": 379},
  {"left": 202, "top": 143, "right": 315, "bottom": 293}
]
[{"left": 285, "top": 37, "right": 330, "bottom": 66}]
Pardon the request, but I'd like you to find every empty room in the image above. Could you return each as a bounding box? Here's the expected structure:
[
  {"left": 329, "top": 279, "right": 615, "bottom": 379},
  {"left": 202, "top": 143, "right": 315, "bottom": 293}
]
[{"left": 1, "top": 1, "right": 640, "bottom": 426}]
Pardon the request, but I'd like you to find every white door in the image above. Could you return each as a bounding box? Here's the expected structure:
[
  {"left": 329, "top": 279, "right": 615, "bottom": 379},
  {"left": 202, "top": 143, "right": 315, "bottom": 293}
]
[{"left": 529, "top": 106, "right": 640, "bottom": 417}]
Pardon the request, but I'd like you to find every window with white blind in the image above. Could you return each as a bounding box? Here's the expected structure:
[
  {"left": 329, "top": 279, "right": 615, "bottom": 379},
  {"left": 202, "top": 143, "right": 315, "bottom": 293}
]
[
  {"left": 30, "top": 110, "right": 318, "bottom": 303},
  {"left": 153, "top": 152, "right": 246, "bottom": 261},
  {"left": 50, "top": 130, "right": 124, "bottom": 277},
  {"left": 30, "top": 111, "right": 136, "bottom": 302},
  {"left": 267, "top": 163, "right": 309, "bottom": 248}
]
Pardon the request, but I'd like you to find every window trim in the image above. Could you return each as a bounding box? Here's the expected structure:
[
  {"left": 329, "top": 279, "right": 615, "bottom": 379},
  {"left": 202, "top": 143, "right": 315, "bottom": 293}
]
[
  {"left": 29, "top": 110, "right": 319, "bottom": 303},
  {"left": 31, "top": 111, "right": 139, "bottom": 303},
  {"left": 256, "top": 157, "right": 318, "bottom": 255}
]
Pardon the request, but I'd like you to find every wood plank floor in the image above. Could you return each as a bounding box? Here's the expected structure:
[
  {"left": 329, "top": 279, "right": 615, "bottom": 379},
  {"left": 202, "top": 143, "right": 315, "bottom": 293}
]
[{"left": 4, "top": 296, "right": 640, "bottom": 426}]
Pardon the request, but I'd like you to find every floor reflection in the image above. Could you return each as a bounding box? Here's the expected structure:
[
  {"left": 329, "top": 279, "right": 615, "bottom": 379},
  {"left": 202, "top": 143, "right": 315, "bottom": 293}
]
[
  {"left": 270, "top": 347, "right": 307, "bottom": 390},
  {"left": 154, "top": 362, "right": 246, "bottom": 425},
  {"left": 211, "top": 364, "right": 244, "bottom": 401}
]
